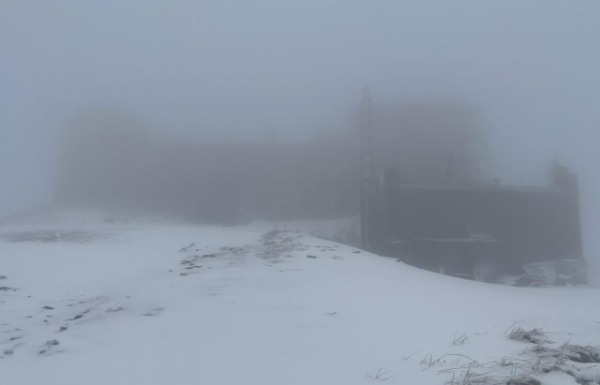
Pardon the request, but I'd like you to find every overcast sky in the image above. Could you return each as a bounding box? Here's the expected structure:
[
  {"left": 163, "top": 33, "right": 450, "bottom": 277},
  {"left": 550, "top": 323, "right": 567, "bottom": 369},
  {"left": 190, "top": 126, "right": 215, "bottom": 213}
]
[{"left": 1, "top": 1, "right": 599, "bottom": 254}]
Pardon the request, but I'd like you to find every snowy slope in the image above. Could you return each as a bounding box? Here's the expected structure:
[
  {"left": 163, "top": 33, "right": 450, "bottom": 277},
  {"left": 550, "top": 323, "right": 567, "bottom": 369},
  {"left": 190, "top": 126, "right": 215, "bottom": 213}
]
[{"left": 1, "top": 217, "right": 599, "bottom": 385}]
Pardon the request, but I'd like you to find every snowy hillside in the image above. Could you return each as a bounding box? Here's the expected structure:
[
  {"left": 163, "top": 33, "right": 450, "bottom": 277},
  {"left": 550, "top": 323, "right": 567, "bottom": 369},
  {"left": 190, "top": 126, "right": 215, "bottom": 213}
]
[{"left": 1, "top": 215, "right": 599, "bottom": 385}]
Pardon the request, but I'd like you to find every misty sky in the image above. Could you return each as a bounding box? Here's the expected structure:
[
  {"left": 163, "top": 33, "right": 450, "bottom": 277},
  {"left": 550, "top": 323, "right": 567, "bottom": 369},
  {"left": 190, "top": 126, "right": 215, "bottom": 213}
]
[{"left": 1, "top": 1, "right": 599, "bottom": 255}]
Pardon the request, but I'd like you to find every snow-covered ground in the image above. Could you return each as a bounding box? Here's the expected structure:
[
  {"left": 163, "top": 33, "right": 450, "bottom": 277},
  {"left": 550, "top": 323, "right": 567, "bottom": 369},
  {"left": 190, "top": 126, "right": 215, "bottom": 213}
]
[{"left": 1, "top": 211, "right": 599, "bottom": 384}]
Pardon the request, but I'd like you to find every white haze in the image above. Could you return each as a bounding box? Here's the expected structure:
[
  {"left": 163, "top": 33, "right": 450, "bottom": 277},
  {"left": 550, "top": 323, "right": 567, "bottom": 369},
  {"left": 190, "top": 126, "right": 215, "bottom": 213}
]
[{"left": 1, "top": 1, "right": 599, "bottom": 261}]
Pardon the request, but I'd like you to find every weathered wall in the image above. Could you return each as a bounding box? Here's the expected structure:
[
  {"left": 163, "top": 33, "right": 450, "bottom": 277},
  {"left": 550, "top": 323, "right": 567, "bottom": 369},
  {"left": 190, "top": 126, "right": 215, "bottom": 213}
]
[{"left": 382, "top": 185, "right": 582, "bottom": 272}]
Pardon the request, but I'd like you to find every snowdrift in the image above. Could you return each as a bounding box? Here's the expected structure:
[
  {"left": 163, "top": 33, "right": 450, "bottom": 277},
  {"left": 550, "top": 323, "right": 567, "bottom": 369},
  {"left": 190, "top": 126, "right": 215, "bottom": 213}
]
[{"left": 1, "top": 214, "right": 599, "bottom": 384}]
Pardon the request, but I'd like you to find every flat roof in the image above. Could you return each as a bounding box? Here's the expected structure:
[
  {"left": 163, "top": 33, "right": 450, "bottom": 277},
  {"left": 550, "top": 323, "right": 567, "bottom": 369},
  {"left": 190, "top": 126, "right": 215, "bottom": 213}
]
[{"left": 395, "top": 184, "right": 564, "bottom": 194}]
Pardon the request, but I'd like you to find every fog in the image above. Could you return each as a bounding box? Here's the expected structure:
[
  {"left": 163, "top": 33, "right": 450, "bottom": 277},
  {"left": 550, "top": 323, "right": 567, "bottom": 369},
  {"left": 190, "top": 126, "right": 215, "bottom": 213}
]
[{"left": 1, "top": 1, "right": 599, "bottom": 260}]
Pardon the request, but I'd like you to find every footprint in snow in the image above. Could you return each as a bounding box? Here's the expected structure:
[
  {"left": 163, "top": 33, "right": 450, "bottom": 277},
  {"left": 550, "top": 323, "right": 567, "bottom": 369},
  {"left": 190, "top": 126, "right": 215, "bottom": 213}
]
[
  {"left": 0, "top": 286, "right": 17, "bottom": 292},
  {"left": 38, "top": 340, "right": 61, "bottom": 356},
  {"left": 70, "top": 308, "right": 92, "bottom": 321},
  {"left": 142, "top": 308, "right": 164, "bottom": 317}
]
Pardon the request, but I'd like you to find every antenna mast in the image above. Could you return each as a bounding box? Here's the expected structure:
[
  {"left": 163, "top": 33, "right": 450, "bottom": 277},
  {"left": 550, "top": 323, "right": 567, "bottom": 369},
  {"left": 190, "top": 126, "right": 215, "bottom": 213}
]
[{"left": 359, "top": 87, "right": 374, "bottom": 250}]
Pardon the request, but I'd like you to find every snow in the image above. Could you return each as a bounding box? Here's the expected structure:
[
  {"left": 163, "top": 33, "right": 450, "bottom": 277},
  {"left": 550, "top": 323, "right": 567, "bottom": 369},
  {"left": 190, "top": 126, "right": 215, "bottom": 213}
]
[{"left": 1, "top": 212, "right": 599, "bottom": 384}]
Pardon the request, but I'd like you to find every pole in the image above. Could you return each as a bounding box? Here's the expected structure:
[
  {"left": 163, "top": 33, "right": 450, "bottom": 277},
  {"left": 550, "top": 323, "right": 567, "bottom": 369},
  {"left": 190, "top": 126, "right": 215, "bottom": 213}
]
[{"left": 360, "top": 87, "right": 374, "bottom": 250}]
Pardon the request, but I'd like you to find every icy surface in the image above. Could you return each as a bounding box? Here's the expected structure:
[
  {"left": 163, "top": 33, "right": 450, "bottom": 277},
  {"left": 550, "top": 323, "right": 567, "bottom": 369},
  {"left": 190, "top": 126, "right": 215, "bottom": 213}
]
[{"left": 1, "top": 215, "right": 599, "bottom": 384}]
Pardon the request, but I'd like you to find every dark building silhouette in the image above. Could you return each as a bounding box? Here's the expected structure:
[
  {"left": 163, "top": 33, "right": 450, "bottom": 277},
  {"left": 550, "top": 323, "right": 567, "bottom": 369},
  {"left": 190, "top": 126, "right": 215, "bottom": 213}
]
[
  {"left": 357, "top": 94, "right": 584, "bottom": 282},
  {"left": 364, "top": 163, "right": 584, "bottom": 280}
]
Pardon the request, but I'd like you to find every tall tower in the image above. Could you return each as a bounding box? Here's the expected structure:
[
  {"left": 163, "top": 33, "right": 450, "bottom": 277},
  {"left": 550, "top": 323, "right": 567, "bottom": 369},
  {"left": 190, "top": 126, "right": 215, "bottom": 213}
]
[{"left": 360, "top": 87, "right": 374, "bottom": 250}]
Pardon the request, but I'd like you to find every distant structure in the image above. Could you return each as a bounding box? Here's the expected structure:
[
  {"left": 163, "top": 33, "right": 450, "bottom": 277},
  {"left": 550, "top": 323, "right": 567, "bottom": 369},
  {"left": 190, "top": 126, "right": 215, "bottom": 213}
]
[
  {"left": 359, "top": 92, "right": 584, "bottom": 282},
  {"left": 359, "top": 87, "right": 374, "bottom": 250}
]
